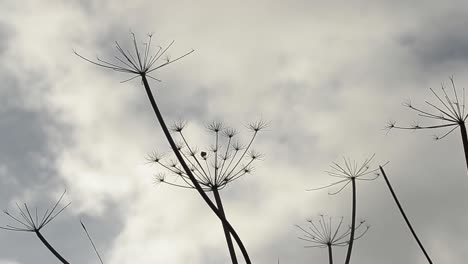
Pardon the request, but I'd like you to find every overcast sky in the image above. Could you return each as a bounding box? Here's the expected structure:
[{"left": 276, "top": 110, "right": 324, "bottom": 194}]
[{"left": 2, "top": 0, "right": 468, "bottom": 263}]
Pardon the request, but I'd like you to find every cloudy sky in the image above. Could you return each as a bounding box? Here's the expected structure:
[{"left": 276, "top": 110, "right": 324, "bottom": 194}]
[{"left": 2, "top": 0, "right": 468, "bottom": 263}]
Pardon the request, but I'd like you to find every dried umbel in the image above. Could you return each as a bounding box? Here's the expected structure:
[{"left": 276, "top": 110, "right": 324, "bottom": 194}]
[
  {"left": 74, "top": 32, "right": 194, "bottom": 82},
  {"left": 150, "top": 120, "right": 266, "bottom": 191},
  {"left": 308, "top": 154, "right": 381, "bottom": 195},
  {"left": 386, "top": 77, "right": 468, "bottom": 172},
  {"left": 1, "top": 191, "right": 71, "bottom": 264},
  {"left": 296, "top": 215, "right": 369, "bottom": 264}
]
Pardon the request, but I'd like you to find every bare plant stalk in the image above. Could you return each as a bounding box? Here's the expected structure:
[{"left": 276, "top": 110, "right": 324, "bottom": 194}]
[
  {"left": 213, "top": 188, "right": 238, "bottom": 264},
  {"left": 344, "top": 178, "right": 356, "bottom": 264},
  {"left": 379, "top": 166, "right": 433, "bottom": 264},
  {"left": 35, "top": 231, "right": 70, "bottom": 264},
  {"left": 327, "top": 244, "right": 333, "bottom": 264},
  {"left": 141, "top": 75, "right": 251, "bottom": 263},
  {"left": 459, "top": 123, "right": 468, "bottom": 171}
]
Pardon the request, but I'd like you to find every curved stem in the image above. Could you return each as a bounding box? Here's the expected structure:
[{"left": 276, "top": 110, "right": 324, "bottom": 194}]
[
  {"left": 213, "top": 188, "right": 238, "bottom": 264},
  {"left": 35, "top": 230, "right": 70, "bottom": 264},
  {"left": 344, "top": 178, "right": 356, "bottom": 264},
  {"left": 379, "top": 166, "right": 433, "bottom": 264},
  {"left": 459, "top": 123, "right": 468, "bottom": 173},
  {"left": 141, "top": 75, "right": 251, "bottom": 264},
  {"left": 327, "top": 244, "right": 333, "bottom": 264}
]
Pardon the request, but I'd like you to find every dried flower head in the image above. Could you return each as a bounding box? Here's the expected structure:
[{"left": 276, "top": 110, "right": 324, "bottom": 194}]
[
  {"left": 150, "top": 120, "right": 265, "bottom": 191},
  {"left": 296, "top": 215, "right": 369, "bottom": 248},
  {"left": 1, "top": 190, "right": 70, "bottom": 232},
  {"left": 74, "top": 32, "right": 194, "bottom": 83},
  {"left": 387, "top": 77, "right": 467, "bottom": 140},
  {"left": 308, "top": 154, "right": 384, "bottom": 195}
]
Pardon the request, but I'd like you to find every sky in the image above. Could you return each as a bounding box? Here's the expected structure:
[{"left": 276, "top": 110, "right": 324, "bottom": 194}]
[{"left": 1, "top": 0, "right": 468, "bottom": 263}]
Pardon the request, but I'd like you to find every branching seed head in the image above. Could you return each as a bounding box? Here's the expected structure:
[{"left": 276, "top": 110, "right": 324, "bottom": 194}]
[
  {"left": 75, "top": 32, "right": 194, "bottom": 83},
  {"left": 150, "top": 120, "right": 265, "bottom": 191},
  {"left": 1, "top": 190, "right": 70, "bottom": 233},
  {"left": 388, "top": 77, "right": 467, "bottom": 140},
  {"left": 308, "top": 154, "right": 385, "bottom": 195},
  {"left": 296, "top": 215, "right": 370, "bottom": 248}
]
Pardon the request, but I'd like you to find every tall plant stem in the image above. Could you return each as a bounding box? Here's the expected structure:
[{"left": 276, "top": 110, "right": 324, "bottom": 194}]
[
  {"left": 327, "top": 244, "right": 333, "bottom": 264},
  {"left": 213, "top": 188, "right": 238, "bottom": 264},
  {"left": 379, "top": 166, "right": 433, "bottom": 264},
  {"left": 35, "top": 231, "right": 70, "bottom": 264},
  {"left": 344, "top": 178, "right": 356, "bottom": 264},
  {"left": 141, "top": 75, "right": 251, "bottom": 264},
  {"left": 459, "top": 122, "right": 468, "bottom": 173}
]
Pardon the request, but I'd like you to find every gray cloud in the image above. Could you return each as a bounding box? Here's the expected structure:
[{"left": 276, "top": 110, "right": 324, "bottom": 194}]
[{"left": 3, "top": 0, "right": 468, "bottom": 263}]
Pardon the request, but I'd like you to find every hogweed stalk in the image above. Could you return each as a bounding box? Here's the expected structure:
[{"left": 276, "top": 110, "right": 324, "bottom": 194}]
[
  {"left": 308, "top": 154, "right": 382, "bottom": 264},
  {"left": 75, "top": 33, "right": 252, "bottom": 263},
  {"left": 0, "top": 190, "right": 71, "bottom": 264},
  {"left": 379, "top": 166, "right": 433, "bottom": 264},
  {"left": 150, "top": 120, "right": 265, "bottom": 264},
  {"left": 81, "top": 220, "right": 105, "bottom": 264},
  {"left": 386, "top": 77, "right": 468, "bottom": 172},
  {"left": 296, "top": 215, "right": 369, "bottom": 264}
]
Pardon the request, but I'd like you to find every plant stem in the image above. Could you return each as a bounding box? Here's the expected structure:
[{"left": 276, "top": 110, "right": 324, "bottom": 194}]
[
  {"left": 379, "top": 166, "right": 433, "bottom": 264},
  {"left": 344, "top": 178, "right": 356, "bottom": 264},
  {"left": 35, "top": 230, "right": 70, "bottom": 264},
  {"left": 141, "top": 75, "right": 251, "bottom": 264},
  {"left": 327, "top": 244, "right": 333, "bottom": 264},
  {"left": 459, "top": 122, "right": 468, "bottom": 173},
  {"left": 213, "top": 188, "right": 238, "bottom": 264}
]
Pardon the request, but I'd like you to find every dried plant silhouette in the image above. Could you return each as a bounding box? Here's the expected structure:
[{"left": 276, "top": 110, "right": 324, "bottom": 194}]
[
  {"left": 0, "top": 190, "right": 71, "bottom": 264},
  {"left": 386, "top": 77, "right": 468, "bottom": 172},
  {"left": 75, "top": 33, "right": 252, "bottom": 263},
  {"left": 150, "top": 120, "right": 265, "bottom": 263},
  {"left": 296, "top": 215, "right": 369, "bottom": 264},
  {"left": 378, "top": 166, "right": 433, "bottom": 264},
  {"left": 307, "top": 155, "right": 381, "bottom": 264},
  {"left": 81, "top": 220, "right": 105, "bottom": 264}
]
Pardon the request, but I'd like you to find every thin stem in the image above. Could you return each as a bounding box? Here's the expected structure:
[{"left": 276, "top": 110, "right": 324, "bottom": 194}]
[
  {"left": 459, "top": 122, "right": 468, "bottom": 173},
  {"left": 35, "top": 230, "right": 70, "bottom": 264},
  {"left": 328, "top": 244, "right": 333, "bottom": 264},
  {"left": 344, "top": 178, "right": 356, "bottom": 264},
  {"left": 141, "top": 75, "right": 251, "bottom": 264},
  {"left": 213, "top": 188, "right": 238, "bottom": 264},
  {"left": 379, "top": 166, "right": 433, "bottom": 264}
]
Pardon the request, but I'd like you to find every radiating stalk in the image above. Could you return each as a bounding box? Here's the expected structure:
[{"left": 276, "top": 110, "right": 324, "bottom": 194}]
[
  {"left": 141, "top": 75, "right": 251, "bottom": 264},
  {"left": 213, "top": 188, "right": 238, "bottom": 264},
  {"left": 459, "top": 122, "right": 468, "bottom": 173},
  {"left": 379, "top": 166, "right": 433, "bottom": 264},
  {"left": 344, "top": 178, "right": 356, "bottom": 264},
  {"left": 35, "top": 231, "right": 70, "bottom": 264}
]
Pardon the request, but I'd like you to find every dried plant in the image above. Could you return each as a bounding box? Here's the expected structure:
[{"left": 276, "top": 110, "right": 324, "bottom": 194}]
[
  {"left": 76, "top": 33, "right": 251, "bottom": 263},
  {"left": 379, "top": 166, "right": 432, "bottom": 264},
  {"left": 149, "top": 120, "right": 265, "bottom": 263},
  {"left": 1, "top": 190, "right": 71, "bottom": 264},
  {"left": 386, "top": 77, "right": 468, "bottom": 172},
  {"left": 296, "top": 215, "right": 369, "bottom": 264},
  {"left": 81, "top": 219, "right": 105, "bottom": 264},
  {"left": 307, "top": 154, "right": 381, "bottom": 264}
]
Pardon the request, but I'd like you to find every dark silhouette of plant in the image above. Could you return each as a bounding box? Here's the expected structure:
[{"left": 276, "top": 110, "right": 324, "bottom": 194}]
[
  {"left": 81, "top": 220, "right": 105, "bottom": 264},
  {"left": 150, "top": 120, "right": 265, "bottom": 263},
  {"left": 378, "top": 166, "right": 433, "bottom": 263},
  {"left": 307, "top": 154, "right": 381, "bottom": 264},
  {"left": 75, "top": 33, "right": 252, "bottom": 263},
  {"left": 386, "top": 77, "right": 468, "bottom": 172},
  {"left": 296, "top": 215, "right": 369, "bottom": 264},
  {"left": 0, "top": 190, "right": 71, "bottom": 264}
]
